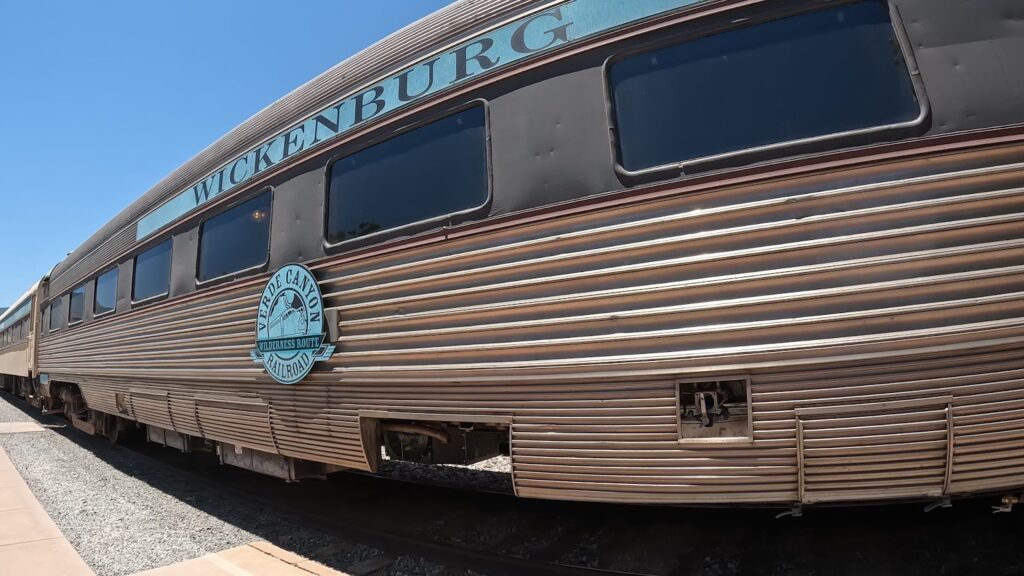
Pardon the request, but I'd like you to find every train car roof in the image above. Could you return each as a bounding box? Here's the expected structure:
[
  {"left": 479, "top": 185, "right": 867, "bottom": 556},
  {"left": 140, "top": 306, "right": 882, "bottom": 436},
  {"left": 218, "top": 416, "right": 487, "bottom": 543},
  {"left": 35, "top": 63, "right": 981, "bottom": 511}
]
[
  {"left": 0, "top": 282, "right": 39, "bottom": 330},
  {"left": 48, "top": 0, "right": 540, "bottom": 293}
]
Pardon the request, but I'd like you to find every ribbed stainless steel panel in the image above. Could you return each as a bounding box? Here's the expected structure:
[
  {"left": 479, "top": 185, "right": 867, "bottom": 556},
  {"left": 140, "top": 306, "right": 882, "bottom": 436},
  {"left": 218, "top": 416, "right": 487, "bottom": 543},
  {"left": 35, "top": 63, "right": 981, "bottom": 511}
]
[
  {"left": 37, "top": 139, "right": 1024, "bottom": 504},
  {"left": 49, "top": 228, "right": 134, "bottom": 297}
]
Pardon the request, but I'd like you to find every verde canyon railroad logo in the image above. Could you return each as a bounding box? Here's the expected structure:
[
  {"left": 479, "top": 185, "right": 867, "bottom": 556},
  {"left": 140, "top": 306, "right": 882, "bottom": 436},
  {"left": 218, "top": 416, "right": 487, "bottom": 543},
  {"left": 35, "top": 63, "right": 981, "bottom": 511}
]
[{"left": 250, "top": 264, "right": 335, "bottom": 385}]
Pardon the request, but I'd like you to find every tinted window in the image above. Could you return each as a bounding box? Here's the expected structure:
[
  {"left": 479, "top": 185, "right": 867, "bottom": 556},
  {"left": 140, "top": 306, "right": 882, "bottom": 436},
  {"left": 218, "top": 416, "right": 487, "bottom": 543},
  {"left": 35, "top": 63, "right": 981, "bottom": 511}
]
[
  {"left": 49, "top": 300, "right": 61, "bottom": 331},
  {"left": 133, "top": 239, "right": 172, "bottom": 302},
  {"left": 68, "top": 286, "right": 86, "bottom": 325},
  {"left": 327, "top": 105, "right": 488, "bottom": 244},
  {"left": 198, "top": 191, "right": 271, "bottom": 281},
  {"left": 610, "top": 0, "right": 920, "bottom": 171},
  {"left": 95, "top": 267, "right": 118, "bottom": 315}
]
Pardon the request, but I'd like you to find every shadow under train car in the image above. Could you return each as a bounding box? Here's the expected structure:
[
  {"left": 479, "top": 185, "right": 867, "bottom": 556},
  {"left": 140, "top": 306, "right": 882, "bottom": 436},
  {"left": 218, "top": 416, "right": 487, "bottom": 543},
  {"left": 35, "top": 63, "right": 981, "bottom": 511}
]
[{"left": 2, "top": 390, "right": 1023, "bottom": 576}]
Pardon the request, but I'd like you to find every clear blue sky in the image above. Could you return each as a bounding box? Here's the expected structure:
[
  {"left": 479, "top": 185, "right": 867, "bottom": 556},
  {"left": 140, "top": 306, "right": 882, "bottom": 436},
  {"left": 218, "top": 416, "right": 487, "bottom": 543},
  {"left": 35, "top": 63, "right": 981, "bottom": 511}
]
[{"left": 0, "top": 0, "right": 450, "bottom": 306}]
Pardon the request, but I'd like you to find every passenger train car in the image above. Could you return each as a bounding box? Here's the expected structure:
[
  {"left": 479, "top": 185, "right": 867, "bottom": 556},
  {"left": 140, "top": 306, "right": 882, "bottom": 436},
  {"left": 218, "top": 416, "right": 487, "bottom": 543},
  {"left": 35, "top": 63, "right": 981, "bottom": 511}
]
[
  {"left": 0, "top": 283, "right": 39, "bottom": 398},
  {"left": 2, "top": 0, "right": 1024, "bottom": 506}
]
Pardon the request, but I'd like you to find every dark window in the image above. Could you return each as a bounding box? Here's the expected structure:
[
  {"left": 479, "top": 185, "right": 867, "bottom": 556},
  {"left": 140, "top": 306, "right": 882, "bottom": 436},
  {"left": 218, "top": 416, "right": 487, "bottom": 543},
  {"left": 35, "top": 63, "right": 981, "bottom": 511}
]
[
  {"left": 133, "top": 239, "right": 172, "bottom": 302},
  {"left": 327, "top": 105, "right": 488, "bottom": 244},
  {"left": 94, "top": 267, "right": 118, "bottom": 315},
  {"left": 198, "top": 191, "right": 272, "bottom": 282},
  {"left": 49, "top": 300, "right": 61, "bottom": 332},
  {"left": 609, "top": 0, "right": 921, "bottom": 172},
  {"left": 68, "top": 285, "right": 86, "bottom": 325}
]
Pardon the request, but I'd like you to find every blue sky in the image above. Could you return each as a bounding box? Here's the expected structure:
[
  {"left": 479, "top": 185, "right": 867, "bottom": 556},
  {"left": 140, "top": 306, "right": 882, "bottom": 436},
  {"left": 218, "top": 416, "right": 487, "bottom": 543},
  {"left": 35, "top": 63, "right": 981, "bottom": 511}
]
[{"left": 0, "top": 0, "right": 449, "bottom": 306}]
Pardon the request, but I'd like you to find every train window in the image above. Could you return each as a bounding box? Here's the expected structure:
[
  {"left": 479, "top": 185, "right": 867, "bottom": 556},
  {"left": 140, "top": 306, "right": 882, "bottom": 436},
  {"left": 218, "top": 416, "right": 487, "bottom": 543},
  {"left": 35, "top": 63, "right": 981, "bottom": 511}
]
[
  {"left": 326, "top": 104, "right": 488, "bottom": 245},
  {"left": 94, "top": 267, "right": 118, "bottom": 316},
  {"left": 48, "top": 300, "right": 61, "bottom": 332},
  {"left": 133, "top": 239, "right": 172, "bottom": 302},
  {"left": 197, "top": 190, "right": 272, "bottom": 282},
  {"left": 68, "top": 285, "right": 86, "bottom": 325},
  {"left": 609, "top": 0, "right": 922, "bottom": 172}
]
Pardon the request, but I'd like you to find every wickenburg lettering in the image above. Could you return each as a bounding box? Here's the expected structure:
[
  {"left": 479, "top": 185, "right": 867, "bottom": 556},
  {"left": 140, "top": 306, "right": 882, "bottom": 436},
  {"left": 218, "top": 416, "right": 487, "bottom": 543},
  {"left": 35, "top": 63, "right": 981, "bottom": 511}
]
[{"left": 136, "top": 0, "right": 709, "bottom": 240}]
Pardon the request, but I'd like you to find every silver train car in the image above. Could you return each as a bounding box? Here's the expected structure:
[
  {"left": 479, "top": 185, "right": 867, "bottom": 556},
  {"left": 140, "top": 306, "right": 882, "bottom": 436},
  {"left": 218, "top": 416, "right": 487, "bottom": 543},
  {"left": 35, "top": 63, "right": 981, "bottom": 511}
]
[
  {"left": 3, "top": 0, "right": 1024, "bottom": 506},
  {"left": 0, "top": 283, "right": 40, "bottom": 398}
]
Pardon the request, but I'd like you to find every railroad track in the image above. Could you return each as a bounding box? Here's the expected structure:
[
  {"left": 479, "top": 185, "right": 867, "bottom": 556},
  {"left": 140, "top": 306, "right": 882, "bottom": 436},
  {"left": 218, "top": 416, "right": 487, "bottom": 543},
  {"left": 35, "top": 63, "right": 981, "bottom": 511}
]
[
  {"left": 114, "top": 432, "right": 1024, "bottom": 576},
  {"left": 1, "top": 390, "right": 652, "bottom": 575},
  {"left": 128, "top": 439, "right": 655, "bottom": 576},
  {"left": 6, "top": 390, "right": 1024, "bottom": 576}
]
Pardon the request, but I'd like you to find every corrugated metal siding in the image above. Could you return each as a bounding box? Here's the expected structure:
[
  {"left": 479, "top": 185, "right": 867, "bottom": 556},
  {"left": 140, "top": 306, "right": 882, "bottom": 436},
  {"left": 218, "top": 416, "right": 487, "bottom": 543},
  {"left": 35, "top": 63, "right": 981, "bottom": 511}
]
[
  {"left": 795, "top": 396, "right": 954, "bottom": 503},
  {"left": 38, "top": 141, "right": 1024, "bottom": 504},
  {"left": 47, "top": 0, "right": 545, "bottom": 296},
  {"left": 49, "top": 229, "right": 135, "bottom": 299}
]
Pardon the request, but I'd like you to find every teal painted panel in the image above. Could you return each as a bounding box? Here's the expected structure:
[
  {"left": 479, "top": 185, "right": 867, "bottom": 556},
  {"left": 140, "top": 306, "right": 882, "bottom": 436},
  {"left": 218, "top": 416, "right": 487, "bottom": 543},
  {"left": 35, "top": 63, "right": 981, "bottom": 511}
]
[{"left": 136, "top": 0, "right": 707, "bottom": 240}]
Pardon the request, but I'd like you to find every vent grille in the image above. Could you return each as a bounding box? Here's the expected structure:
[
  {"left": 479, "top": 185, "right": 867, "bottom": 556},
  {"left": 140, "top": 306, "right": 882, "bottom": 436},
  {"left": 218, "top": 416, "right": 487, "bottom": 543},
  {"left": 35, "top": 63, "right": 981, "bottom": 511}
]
[{"left": 796, "top": 396, "right": 954, "bottom": 503}]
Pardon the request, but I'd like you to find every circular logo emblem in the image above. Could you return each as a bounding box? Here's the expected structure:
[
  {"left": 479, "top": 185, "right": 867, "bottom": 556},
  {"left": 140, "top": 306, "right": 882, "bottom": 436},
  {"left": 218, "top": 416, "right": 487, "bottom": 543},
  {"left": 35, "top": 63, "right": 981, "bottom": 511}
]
[{"left": 249, "top": 264, "right": 335, "bottom": 384}]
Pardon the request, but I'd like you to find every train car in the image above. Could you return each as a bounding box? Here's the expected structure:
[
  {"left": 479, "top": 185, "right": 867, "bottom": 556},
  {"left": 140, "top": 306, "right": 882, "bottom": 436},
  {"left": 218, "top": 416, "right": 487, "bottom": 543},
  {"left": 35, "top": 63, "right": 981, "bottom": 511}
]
[
  {"left": 0, "top": 283, "right": 41, "bottom": 399},
  {"left": 17, "top": 0, "right": 1024, "bottom": 506}
]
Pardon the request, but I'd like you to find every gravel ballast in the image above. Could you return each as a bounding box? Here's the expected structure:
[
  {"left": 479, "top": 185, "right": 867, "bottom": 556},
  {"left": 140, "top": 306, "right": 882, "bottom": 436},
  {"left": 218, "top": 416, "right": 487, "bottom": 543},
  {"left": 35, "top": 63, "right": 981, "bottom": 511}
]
[{"left": 0, "top": 394, "right": 445, "bottom": 576}]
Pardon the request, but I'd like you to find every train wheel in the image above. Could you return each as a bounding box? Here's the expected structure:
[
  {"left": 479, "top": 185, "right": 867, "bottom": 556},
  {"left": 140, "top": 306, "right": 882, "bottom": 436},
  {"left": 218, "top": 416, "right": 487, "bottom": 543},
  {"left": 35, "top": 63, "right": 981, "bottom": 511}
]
[{"left": 383, "top": 431, "right": 432, "bottom": 463}]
